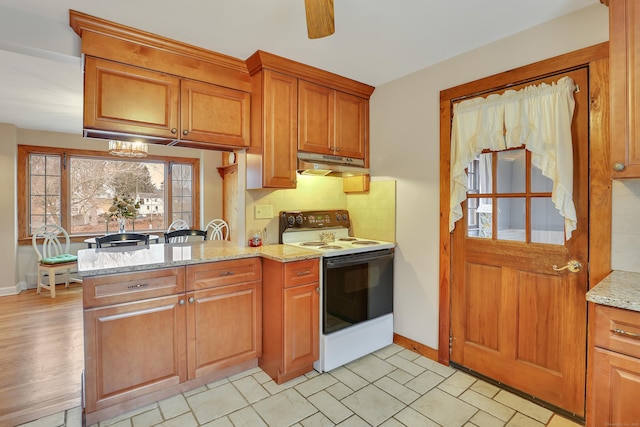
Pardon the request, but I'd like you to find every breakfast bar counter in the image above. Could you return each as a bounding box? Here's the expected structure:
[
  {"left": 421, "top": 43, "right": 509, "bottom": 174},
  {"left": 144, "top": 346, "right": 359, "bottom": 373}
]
[{"left": 77, "top": 240, "right": 321, "bottom": 277}]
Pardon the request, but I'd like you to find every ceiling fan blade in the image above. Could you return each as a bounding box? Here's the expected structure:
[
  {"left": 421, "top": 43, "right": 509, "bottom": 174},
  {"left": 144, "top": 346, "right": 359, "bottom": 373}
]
[{"left": 304, "top": 0, "right": 335, "bottom": 39}]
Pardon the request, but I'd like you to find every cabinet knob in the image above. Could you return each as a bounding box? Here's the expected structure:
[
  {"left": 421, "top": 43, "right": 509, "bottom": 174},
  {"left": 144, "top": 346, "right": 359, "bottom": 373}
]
[
  {"left": 171, "top": 128, "right": 177, "bottom": 134},
  {"left": 188, "top": 297, "right": 195, "bottom": 304},
  {"left": 613, "top": 162, "right": 626, "bottom": 172},
  {"left": 179, "top": 299, "right": 185, "bottom": 305},
  {"left": 316, "top": 287, "right": 320, "bottom": 293},
  {"left": 182, "top": 129, "right": 189, "bottom": 136},
  {"left": 335, "top": 147, "right": 341, "bottom": 152}
]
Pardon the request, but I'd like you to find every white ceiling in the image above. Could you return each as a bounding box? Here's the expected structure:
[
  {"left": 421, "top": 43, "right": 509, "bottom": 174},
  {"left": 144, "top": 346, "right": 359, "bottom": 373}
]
[{"left": 0, "top": 0, "right": 599, "bottom": 135}]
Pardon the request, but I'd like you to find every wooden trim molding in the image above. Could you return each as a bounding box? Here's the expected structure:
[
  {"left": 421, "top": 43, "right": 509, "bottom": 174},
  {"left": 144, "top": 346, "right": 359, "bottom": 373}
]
[
  {"left": 438, "top": 42, "right": 611, "bottom": 366},
  {"left": 69, "top": 10, "right": 247, "bottom": 72},
  {"left": 246, "top": 50, "right": 375, "bottom": 99},
  {"left": 69, "top": 10, "right": 251, "bottom": 92},
  {"left": 393, "top": 333, "right": 439, "bottom": 362}
]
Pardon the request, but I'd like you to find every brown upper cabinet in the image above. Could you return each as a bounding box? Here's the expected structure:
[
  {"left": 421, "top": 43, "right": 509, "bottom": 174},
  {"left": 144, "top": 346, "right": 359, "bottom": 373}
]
[
  {"left": 247, "top": 68, "right": 299, "bottom": 189},
  {"left": 608, "top": 0, "right": 640, "bottom": 177},
  {"left": 299, "top": 80, "right": 368, "bottom": 160},
  {"left": 246, "top": 50, "right": 374, "bottom": 189},
  {"left": 70, "top": 10, "right": 252, "bottom": 151},
  {"left": 84, "top": 57, "right": 250, "bottom": 149}
]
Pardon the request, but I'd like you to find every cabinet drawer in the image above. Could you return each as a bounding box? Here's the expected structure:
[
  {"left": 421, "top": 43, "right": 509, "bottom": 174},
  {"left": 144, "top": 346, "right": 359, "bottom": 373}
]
[
  {"left": 284, "top": 259, "right": 319, "bottom": 288},
  {"left": 186, "top": 258, "right": 262, "bottom": 291},
  {"left": 83, "top": 267, "right": 185, "bottom": 308},
  {"left": 594, "top": 304, "right": 640, "bottom": 358}
]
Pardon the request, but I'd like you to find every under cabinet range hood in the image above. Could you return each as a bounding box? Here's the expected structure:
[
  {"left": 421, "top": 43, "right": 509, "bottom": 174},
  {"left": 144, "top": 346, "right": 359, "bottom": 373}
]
[{"left": 297, "top": 152, "right": 369, "bottom": 176}]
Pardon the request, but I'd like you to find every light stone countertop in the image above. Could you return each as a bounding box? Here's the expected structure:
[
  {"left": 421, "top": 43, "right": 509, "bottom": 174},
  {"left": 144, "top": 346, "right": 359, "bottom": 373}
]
[
  {"left": 77, "top": 240, "right": 321, "bottom": 277},
  {"left": 586, "top": 270, "right": 640, "bottom": 313}
]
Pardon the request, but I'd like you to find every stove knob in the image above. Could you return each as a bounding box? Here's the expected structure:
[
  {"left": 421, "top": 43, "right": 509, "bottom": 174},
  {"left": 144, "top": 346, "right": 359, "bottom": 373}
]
[
  {"left": 296, "top": 214, "right": 303, "bottom": 225},
  {"left": 335, "top": 212, "right": 341, "bottom": 222},
  {"left": 287, "top": 215, "right": 295, "bottom": 227},
  {"left": 342, "top": 213, "right": 348, "bottom": 221}
]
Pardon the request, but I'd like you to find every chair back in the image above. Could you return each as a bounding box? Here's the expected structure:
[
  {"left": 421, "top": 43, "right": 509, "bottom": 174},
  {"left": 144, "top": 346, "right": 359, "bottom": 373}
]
[
  {"left": 164, "top": 229, "right": 207, "bottom": 243},
  {"left": 205, "top": 219, "right": 229, "bottom": 240},
  {"left": 167, "top": 219, "right": 190, "bottom": 232},
  {"left": 32, "top": 224, "right": 71, "bottom": 260},
  {"left": 96, "top": 233, "right": 150, "bottom": 248}
]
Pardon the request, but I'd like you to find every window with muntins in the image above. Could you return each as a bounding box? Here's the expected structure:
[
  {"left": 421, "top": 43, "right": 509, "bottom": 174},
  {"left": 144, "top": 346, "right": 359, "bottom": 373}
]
[{"left": 18, "top": 145, "right": 199, "bottom": 240}]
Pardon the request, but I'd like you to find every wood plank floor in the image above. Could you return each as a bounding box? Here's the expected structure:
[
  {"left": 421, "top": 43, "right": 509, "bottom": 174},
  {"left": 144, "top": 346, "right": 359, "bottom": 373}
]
[{"left": 0, "top": 284, "right": 83, "bottom": 426}]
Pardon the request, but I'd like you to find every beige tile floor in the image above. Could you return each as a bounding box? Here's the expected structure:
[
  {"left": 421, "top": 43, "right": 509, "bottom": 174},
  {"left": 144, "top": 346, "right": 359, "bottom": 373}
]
[{"left": 18, "top": 344, "right": 583, "bottom": 427}]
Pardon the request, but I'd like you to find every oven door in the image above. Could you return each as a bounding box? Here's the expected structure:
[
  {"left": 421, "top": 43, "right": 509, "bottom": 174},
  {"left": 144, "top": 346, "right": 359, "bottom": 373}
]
[{"left": 323, "top": 248, "right": 394, "bottom": 334}]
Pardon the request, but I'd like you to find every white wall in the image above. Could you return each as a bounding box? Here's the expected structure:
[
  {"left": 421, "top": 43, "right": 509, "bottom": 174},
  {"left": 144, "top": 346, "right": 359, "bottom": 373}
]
[
  {"left": 0, "top": 124, "right": 18, "bottom": 294},
  {"left": 2, "top": 126, "right": 224, "bottom": 295},
  {"left": 369, "top": 4, "right": 610, "bottom": 349}
]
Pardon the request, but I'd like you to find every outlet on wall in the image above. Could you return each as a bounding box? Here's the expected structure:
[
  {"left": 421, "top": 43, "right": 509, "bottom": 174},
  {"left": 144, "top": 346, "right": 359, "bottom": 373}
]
[{"left": 255, "top": 205, "right": 273, "bottom": 219}]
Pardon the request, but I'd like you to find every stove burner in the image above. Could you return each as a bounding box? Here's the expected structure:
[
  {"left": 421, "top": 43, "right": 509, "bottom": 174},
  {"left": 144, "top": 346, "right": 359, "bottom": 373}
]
[
  {"left": 352, "top": 240, "right": 380, "bottom": 245},
  {"left": 300, "top": 241, "right": 326, "bottom": 246},
  {"left": 339, "top": 238, "right": 357, "bottom": 242},
  {"left": 318, "top": 245, "right": 342, "bottom": 250}
]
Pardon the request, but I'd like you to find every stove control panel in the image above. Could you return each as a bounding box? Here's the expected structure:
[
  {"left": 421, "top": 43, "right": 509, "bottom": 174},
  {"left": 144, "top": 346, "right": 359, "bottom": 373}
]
[{"left": 279, "top": 210, "right": 350, "bottom": 235}]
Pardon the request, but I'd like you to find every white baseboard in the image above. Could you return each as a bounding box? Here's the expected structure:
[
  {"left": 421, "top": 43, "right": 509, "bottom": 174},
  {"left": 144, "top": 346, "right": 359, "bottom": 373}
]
[{"left": 0, "top": 282, "right": 25, "bottom": 296}]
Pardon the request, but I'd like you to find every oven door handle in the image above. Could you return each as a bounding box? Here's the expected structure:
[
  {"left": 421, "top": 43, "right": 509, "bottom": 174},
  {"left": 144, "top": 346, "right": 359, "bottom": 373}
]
[{"left": 324, "top": 249, "right": 394, "bottom": 268}]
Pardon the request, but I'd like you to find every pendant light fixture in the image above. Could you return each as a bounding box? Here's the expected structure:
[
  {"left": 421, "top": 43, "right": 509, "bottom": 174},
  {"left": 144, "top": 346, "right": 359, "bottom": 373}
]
[{"left": 108, "top": 140, "right": 149, "bottom": 158}]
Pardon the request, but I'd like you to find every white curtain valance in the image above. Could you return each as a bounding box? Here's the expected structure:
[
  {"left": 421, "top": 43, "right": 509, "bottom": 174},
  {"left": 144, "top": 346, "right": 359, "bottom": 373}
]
[{"left": 449, "top": 76, "right": 577, "bottom": 240}]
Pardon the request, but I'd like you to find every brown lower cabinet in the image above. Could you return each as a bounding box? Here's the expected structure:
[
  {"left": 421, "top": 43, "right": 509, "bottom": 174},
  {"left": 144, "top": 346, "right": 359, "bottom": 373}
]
[
  {"left": 589, "top": 304, "right": 640, "bottom": 425},
  {"left": 260, "top": 258, "right": 320, "bottom": 384},
  {"left": 82, "top": 259, "right": 261, "bottom": 424}
]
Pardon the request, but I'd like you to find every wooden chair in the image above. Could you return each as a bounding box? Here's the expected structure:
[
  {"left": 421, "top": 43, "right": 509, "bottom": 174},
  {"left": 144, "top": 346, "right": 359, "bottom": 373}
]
[
  {"left": 164, "top": 229, "right": 207, "bottom": 243},
  {"left": 205, "top": 219, "right": 229, "bottom": 240},
  {"left": 32, "top": 224, "right": 80, "bottom": 298},
  {"left": 167, "top": 219, "right": 189, "bottom": 232},
  {"left": 95, "top": 233, "right": 150, "bottom": 248},
  {"left": 165, "top": 219, "right": 191, "bottom": 243}
]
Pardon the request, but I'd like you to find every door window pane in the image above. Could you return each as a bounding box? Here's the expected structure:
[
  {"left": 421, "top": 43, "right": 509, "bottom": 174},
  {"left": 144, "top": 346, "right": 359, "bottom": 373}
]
[
  {"left": 531, "top": 198, "right": 565, "bottom": 244},
  {"left": 531, "top": 163, "right": 553, "bottom": 193},
  {"left": 497, "top": 149, "right": 525, "bottom": 193},
  {"left": 497, "top": 197, "right": 525, "bottom": 242},
  {"left": 467, "top": 198, "right": 492, "bottom": 238}
]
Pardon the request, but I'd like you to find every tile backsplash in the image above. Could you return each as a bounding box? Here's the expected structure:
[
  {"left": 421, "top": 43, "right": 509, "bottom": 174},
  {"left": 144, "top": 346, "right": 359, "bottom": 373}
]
[
  {"left": 612, "top": 179, "right": 640, "bottom": 272},
  {"left": 347, "top": 180, "right": 396, "bottom": 243},
  {"left": 246, "top": 175, "right": 396, "bottom": 245}
]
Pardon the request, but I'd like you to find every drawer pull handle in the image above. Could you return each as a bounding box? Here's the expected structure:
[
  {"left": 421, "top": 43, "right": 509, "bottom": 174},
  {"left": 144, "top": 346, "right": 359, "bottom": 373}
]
[
  {"left": 296, "top": 271, "right": 311, "bottom": 276},
  {"left": 219, "top": 271, "right": 235, "bottom": 276},
  {"left": 127, "top": 283, "right": 149, "bottom": 289},
  {"left": 612, "top": 328, "right": 640, "bottom": 340}
]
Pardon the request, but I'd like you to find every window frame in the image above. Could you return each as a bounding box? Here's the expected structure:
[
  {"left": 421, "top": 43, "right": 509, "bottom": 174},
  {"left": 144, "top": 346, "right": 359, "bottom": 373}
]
[{"left": 17, "top": 144, "right": 200, "bottom": 244}]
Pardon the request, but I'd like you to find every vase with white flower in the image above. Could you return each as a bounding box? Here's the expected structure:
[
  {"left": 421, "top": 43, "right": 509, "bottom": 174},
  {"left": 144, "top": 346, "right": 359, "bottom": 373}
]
[{"left": 107, "top": 194, "right": 140, "bottom": 233}]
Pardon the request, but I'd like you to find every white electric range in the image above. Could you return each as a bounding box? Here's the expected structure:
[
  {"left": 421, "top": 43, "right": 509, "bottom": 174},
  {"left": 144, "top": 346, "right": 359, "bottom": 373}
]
[{"left": 279, "top": 210, "right": 395, "bottom": 372}]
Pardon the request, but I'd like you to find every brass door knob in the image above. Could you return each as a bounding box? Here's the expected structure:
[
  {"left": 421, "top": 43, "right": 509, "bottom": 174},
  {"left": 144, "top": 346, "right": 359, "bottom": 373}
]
[{"left": 552, "top": 260, "right": 582, "bottom": 273}]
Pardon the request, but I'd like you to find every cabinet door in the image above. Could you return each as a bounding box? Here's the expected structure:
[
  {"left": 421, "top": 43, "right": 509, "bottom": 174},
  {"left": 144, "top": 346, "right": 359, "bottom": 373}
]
[
  {"left": 592, "top": 347, "right": 640, "bottom": 425},
  {"left": 84, "top": 57, "right": 180, "bottom": 139},
  {"left": 262, "top": 70, "right": 298, "bottom": 188},
  {"left": 610, "top": 0, "right": 640, "bottom": 177},
  {"left": 186, "top": 281, "right": 261, "bottom": 379},
  {"left": 180, "top": 79, "right": 250, "bottom": 148},
  {"left": 335, "top": 91, "right": 367, "bottom": 159},
  {"left": 298, "top": 80, "right": 334, "bottom": 154},
  {"left": 283, "top": 282, "right": 319, "bottom": 374},
  {"left": 84, "top": 295, "right": 187, "bottom": 412}
]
